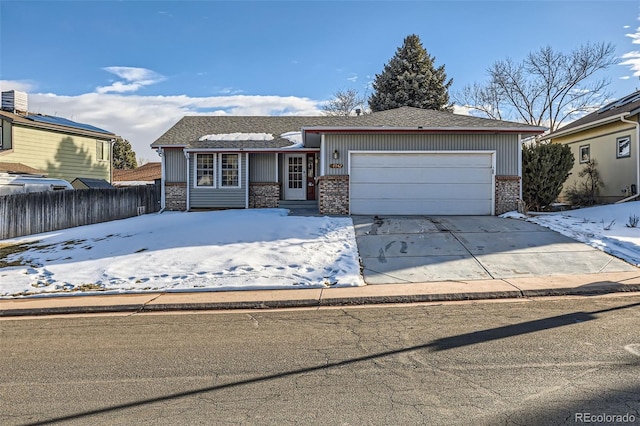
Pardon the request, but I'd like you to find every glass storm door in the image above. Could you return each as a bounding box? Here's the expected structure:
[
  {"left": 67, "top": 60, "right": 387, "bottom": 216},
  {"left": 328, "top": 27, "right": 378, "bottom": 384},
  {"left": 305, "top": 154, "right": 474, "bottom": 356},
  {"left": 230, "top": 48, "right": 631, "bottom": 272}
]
[{"left": 284, "top": 154, "right": 306, "bottom": 200}]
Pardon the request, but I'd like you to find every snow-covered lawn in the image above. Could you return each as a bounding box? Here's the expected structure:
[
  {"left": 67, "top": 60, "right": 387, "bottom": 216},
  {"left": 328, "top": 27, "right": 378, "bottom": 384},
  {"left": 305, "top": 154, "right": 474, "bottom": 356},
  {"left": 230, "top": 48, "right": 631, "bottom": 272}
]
[
  {"left": 503, "top": 201, "right": 640, "bottom": 267},
  {"left": 0, "top": 209, "right": 363, "bottom": 298}
]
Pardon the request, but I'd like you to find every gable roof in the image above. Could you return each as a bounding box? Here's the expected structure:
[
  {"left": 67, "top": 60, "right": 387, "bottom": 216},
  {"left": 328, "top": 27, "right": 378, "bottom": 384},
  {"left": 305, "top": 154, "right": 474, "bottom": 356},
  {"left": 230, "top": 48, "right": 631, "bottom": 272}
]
[
  {"left": 71, "top": 177, "right": 114, "bottom": 189},
  {"left": 547, "top": 90, "right": 640, "bottom": 139},
  {"left": 113, "top": 162, "right": 161, "bottom": 182},
  {"left": 0, "top": 110, "right": 116, "bottom": 139},
  {"left": 151, "top": 106, "right": 545, "bottom": 150}
]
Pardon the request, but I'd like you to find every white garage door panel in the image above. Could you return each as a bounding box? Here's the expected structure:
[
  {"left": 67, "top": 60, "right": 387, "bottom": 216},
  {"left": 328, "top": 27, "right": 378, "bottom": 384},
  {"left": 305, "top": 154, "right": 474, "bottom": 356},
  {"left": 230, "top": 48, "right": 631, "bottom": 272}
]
[
  {"left": 350, "top": 183, "right": 492, "bottom": 200},
  {"left": 350, "top": 199, "right": 493, "bottom": 215},
  {"left": 351, "top": 153, "right": 493, "bottom": 168},
  {"left": 350, "top": 168, "right": 493, "bottom": 184},
  {"left": 349, "top": 152, "right": 494, "bottom": 215}
]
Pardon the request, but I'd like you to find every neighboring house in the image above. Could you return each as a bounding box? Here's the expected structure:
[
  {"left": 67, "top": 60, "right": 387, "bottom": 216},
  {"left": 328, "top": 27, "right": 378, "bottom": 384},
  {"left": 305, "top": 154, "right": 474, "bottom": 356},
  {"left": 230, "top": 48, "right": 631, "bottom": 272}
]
[
  {"left": 0, "top": 90, "right": 118, "bottom": 184},
  {"left": 112, "top": 162, "right": 161, "bottom": 187},
  {"left": 547, "top": 90, "right": 640, "bottom": 203},
  {"left": 151, "top": 106, "right": 545, "bottom": 216},
  {"left": 0, "top": 161, "right": 47, "bottom": 176},
  {"left": 71, "top": 177, "right": 114, "bottom": 190}
]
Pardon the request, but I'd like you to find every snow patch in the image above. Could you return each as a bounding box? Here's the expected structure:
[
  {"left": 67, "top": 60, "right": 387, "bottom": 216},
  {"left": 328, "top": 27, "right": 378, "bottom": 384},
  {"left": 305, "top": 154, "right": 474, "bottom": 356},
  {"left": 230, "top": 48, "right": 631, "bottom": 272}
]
[
  {"left": 0, "top": 209, "right": 364, "bottom": 298},
  {"left": 199, "top": 132, "right": 274, "bottom": 141}
]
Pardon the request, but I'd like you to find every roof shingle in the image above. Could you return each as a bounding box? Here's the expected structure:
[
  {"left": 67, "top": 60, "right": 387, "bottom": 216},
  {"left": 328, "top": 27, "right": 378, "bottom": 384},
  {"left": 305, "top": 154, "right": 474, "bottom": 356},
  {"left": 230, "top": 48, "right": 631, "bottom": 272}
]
[{"left": 151, "top": 106, "right": 545, "bottom": 149}]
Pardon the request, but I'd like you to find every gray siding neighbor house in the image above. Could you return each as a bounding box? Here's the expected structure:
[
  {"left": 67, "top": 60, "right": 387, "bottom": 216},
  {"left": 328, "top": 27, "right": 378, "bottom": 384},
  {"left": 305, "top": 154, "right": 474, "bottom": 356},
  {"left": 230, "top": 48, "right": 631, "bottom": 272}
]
[{"left": 150, "top": 107, "right": 545, "bottom": 215}]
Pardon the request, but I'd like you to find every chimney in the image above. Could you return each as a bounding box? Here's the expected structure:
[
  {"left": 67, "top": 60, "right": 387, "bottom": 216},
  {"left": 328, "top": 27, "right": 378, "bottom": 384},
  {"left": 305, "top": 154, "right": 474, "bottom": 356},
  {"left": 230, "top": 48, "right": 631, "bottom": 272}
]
[{"left": 1, "top": 90, "right": 28, "bottom": 114}]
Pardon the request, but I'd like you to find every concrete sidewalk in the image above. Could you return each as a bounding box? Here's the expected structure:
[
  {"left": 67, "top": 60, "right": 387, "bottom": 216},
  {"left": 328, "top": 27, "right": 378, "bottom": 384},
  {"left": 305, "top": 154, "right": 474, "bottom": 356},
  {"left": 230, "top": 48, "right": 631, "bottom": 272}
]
[{"left": 2, "top": 271, "right": 640, "bottom": 317}]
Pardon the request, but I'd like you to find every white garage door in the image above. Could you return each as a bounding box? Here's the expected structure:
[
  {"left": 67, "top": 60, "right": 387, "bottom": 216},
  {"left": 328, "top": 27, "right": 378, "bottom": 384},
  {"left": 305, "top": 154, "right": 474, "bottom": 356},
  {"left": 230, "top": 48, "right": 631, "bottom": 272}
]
[{"left": 349, "top": 151, "right": 495, "bottom": 215}]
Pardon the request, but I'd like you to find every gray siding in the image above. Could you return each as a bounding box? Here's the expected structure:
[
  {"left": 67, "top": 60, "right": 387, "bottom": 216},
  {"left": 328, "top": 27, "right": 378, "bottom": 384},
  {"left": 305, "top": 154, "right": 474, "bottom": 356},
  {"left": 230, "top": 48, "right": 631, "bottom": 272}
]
[
  {"left": 189, "top": 153, "right": 247, "bottom": 208},
  {"left": 249, "top": 153, "right": 277, "bottom": 182},
  {"left": 323, "top": 133, "right": 519, "bottom": 176},
  {"left": 165, "top": 148, "right": 186, "bottom": 183}
]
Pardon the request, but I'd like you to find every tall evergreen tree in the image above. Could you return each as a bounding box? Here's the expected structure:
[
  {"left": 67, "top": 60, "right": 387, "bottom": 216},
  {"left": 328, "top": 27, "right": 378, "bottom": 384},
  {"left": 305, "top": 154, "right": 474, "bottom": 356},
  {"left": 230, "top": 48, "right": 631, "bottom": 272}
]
[
  {"left": 369, "top": 34, "right": 453, "bottom": 112},
  {"left": 113, "top": 138, "right": 138, "bottom": 170}
]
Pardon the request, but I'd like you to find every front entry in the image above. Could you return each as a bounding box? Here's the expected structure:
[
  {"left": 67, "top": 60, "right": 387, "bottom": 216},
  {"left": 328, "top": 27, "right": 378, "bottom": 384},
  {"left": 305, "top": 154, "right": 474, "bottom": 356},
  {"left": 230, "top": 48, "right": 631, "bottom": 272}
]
[{"left": 284, "top": 154, "right": 306, "bottom": 200}]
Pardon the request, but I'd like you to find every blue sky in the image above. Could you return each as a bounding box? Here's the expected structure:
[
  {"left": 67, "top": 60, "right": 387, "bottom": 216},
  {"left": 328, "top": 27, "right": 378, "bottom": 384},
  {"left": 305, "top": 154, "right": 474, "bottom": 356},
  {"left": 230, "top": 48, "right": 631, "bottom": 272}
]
[{"left": 1, "top": 0, "right": 639, "bottom": 160}]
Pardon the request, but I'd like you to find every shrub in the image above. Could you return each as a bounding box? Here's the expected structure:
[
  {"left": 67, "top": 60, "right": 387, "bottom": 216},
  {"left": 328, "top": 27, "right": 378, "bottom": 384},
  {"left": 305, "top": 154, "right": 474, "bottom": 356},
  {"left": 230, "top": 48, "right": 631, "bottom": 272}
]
[
  {"left": 522, "top": 143, "right": 574, "bottom": 211},
  {"left": 565, "top": 159, "right": 603, "bottom": 207}
]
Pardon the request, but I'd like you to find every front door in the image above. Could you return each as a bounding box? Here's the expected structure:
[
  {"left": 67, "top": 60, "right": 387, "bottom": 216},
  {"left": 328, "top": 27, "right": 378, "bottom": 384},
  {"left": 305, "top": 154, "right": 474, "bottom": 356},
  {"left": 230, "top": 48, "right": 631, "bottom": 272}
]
[{"left": 284, "top": 154, "right": 306, "bottom": 200}]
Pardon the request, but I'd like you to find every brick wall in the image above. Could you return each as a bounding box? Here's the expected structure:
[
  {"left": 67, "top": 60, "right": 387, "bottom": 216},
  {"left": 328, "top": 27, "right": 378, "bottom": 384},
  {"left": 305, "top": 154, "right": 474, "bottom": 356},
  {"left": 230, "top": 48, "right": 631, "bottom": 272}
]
[
  {"left": 318, "top": 175, "right": 349, "bottom": 215},
  {"left": 165, "top": 182, "right": 186, "bottom": 211},
  {"left": 249, "top": 183, "right": 280, "bottom": 208},
  {"left": 495, "top": 176, "right": 520, "bottom": 215}
]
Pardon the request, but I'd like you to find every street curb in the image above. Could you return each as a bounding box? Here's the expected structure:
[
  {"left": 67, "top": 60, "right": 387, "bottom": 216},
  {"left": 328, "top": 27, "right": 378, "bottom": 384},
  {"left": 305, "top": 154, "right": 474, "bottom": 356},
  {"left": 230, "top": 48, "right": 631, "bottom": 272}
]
[{"left": 3, "top": 286, "right": 640, "bottom": 318}]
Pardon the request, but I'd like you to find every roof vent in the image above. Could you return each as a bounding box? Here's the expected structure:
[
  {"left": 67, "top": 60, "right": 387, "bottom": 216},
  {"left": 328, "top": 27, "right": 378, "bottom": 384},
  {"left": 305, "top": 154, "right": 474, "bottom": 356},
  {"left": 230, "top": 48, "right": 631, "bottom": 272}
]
[{"left": 1, "top": 90, "right": 28, "bottom": 114}]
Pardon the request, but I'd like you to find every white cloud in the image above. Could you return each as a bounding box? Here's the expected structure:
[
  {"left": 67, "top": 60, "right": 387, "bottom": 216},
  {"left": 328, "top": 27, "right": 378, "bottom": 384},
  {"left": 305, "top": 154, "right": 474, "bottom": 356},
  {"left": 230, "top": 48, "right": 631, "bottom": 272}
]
[
  {"left": 1, "top": 79, "right": 323, "bottom": 161},
  {"left": 620, "top": 51, "right": 640, "bottom": 78},
  {"left": 2, "top": 60, "right": 326, "bottom": 161},
  {"left": 0, "top": 80, "right": 37, "bottom": 93},
  {"left": 620, "top": 19, "right": 640, "bottom": 79},
  {"left": 452, "top": 104, "right": 472, "bottom": 115},
  {"left": 347, "top": 74, "right": 358, "bottom": 82},
  {"left": 96, "top": 66, "right": 166, "bottom": 94}
]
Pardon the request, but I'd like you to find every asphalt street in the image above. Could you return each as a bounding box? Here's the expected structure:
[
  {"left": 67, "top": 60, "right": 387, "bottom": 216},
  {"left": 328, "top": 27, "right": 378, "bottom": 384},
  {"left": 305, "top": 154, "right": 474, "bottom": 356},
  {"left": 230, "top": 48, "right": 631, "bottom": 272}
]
[{"left": 1, "top": 295, "right": 639, "bottom": 425}]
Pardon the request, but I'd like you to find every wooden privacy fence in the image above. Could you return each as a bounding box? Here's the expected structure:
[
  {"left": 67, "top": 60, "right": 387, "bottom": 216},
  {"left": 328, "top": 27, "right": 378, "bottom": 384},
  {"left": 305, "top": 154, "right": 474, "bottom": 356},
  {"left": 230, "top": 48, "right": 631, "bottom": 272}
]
[{"left": 0, "top": 185, "right": 160, "bottom": 240}]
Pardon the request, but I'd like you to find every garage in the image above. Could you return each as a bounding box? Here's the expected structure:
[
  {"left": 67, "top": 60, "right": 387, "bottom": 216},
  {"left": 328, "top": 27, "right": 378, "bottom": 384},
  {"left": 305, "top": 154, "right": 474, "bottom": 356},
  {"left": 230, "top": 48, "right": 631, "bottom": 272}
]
[{"left": 349, "top": 151, "right": 495, "bottom": 215}]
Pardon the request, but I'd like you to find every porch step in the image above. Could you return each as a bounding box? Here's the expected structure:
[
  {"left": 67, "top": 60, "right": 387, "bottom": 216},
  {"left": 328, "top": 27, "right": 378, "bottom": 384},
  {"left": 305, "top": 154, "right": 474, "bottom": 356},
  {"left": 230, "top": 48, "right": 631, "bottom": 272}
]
[{"left": 279, "top": 200, "right": 318, "bottom": 209}]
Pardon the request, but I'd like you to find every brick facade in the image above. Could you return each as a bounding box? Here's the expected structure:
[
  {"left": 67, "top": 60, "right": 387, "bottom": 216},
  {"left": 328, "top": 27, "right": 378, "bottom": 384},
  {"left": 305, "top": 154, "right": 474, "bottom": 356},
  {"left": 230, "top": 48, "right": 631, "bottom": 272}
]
[
  {"left": 165, "top": 182, "right": 187, "bottom": 211},
  {"left": 495, "top": 176, "right": 521, "bottom": 215},
  {"left": 249, "top": 183, "right": 280, "bottom": 208},
  {"left": 318, "top": 175, "right": 349, "bottom": 215}
]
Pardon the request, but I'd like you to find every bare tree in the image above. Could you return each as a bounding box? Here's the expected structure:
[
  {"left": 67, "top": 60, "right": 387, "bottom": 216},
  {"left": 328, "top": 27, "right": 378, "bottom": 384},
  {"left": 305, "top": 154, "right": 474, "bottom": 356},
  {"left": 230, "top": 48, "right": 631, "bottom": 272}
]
[
  {"left": 455, "top": 42, "right": 616, "bottom": 131},
  {"left": 322, "top": 88, "right": 367, "bottom": 116}
]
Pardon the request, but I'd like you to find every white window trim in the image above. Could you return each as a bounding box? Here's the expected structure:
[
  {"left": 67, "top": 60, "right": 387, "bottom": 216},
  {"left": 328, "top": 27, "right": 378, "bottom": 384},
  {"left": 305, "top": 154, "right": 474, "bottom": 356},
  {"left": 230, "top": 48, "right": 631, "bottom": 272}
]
[
  {"left": 616, "top": 135, "right": 631, "bottom": 159},
  {"left": 219, "top": 153, "right": 242, "bottom": 188},
  {"left": 194, "top": 153, "right": 217, "bottom": 188}
]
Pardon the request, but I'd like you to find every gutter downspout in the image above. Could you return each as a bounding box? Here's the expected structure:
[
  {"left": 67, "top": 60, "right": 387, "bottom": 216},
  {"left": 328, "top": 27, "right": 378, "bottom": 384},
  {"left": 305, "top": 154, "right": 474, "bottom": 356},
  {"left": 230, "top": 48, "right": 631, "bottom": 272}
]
[
  {"left": 157, "top": 148, "right": 165, "bottom": 212},
  {"left": 518, "top": 133, "right": 523, "bottom": 200},
  {"left": 184, "top": 150, "right": 191, "bottom": 211},
  {"left": 245, "top": 152, "right": 249, "bottom": 209},
  {"left": 109, "top": 138, "right": 116, "bottom": 184},
  {"left": 616, "top": 113, "right": 640, "bottom": 204}
]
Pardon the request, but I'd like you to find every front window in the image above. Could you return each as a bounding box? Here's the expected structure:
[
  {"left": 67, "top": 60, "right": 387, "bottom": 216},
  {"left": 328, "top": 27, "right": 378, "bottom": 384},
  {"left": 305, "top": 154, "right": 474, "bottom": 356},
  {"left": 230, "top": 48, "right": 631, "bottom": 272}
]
[
  {"left": 196, "top": 153, "right": 215, "bottom": 187},
  {"left": 220, "top": 153, "right": 240, "bottom": 187}
]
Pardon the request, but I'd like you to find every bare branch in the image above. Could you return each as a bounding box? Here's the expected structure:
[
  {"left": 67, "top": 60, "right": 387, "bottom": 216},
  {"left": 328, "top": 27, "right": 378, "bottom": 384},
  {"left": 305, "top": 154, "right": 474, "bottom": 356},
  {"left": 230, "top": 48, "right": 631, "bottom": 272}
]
[
  {"left": 455, "top": 42, "right": 616, "bottom": 130},
  {"left": 322, "top": 88, "right": 367, "bottom": 116}
]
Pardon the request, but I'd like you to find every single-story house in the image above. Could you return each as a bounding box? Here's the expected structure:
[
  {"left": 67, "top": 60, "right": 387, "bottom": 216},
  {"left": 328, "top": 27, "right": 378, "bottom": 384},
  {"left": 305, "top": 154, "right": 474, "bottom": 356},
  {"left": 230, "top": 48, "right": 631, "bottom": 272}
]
[
  {"left": 151, "top": 106, "right": 545, "bottom": 215},
  {"left": 112, "top": 162, "right": 161, "bottom": 187},
  {"left": 546, "top": 90, "right": 640, "bottom": 203}
]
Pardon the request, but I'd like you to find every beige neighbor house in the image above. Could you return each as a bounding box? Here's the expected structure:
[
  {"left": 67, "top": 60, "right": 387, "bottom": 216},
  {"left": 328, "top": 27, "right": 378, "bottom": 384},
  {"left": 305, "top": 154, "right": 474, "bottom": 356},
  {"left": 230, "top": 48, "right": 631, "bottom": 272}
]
[
  {"left": 547, "top": 90, "right": 640, "bottom": 203},
  {"left": 151, "top": 107, "right": 545, "bottom": 215},
  {"left": 0, "top": 90, "right": 118, "bottom": 184}
]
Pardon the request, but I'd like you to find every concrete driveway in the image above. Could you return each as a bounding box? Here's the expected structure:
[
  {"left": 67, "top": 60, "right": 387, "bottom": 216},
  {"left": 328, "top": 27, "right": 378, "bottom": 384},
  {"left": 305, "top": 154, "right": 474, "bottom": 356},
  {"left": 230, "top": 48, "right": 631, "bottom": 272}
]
[{"left": 353, "top": 216, "right": 638, "bottom": 284}]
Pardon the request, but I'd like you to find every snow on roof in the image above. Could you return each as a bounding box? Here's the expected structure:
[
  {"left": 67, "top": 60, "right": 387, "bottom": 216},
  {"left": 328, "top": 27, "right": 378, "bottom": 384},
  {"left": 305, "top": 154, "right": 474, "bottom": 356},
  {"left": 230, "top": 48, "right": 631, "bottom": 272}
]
[
  {"left": 280, "top": 131, "right": 303, "bottom": 149},
  {"left": 197, "top": 131, "right": 304, "bottom": 149},
  {"left": 199, "top": 132, "right": 274, "bottom": 141}
]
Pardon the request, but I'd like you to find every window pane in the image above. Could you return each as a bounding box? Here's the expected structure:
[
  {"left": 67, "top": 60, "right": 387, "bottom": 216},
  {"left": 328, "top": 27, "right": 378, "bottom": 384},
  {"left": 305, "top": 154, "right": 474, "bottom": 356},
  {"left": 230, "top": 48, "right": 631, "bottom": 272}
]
[
  {"left": 221, "top": 154, "right": 239, "bottom": 187},
  {"left": 196, "top": 154, "right": 214, "bottom": 186}
]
